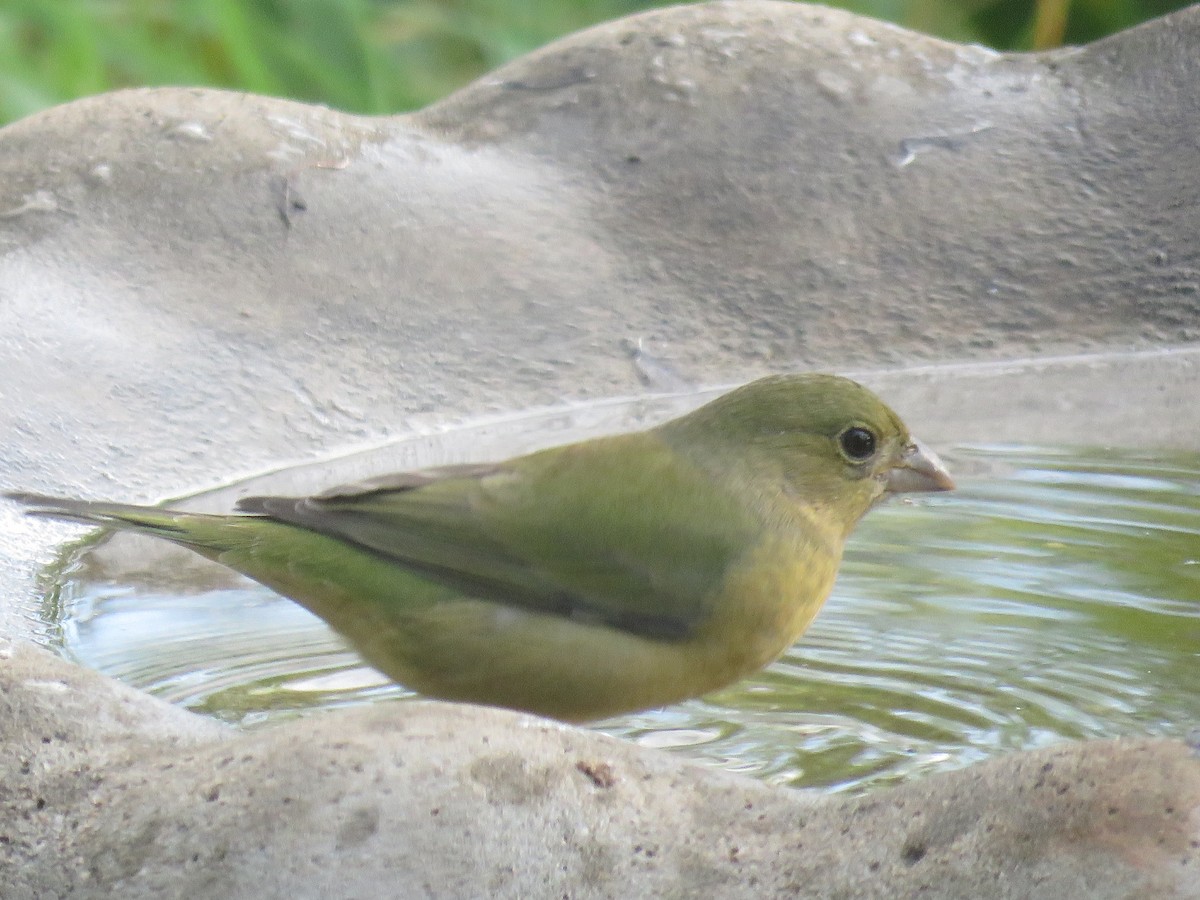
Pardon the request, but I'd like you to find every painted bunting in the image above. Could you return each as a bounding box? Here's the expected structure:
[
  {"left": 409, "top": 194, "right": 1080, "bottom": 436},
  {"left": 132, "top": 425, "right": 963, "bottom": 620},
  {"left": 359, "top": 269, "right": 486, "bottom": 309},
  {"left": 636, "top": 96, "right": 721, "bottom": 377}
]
[{"left": 9, "top": 374, "right": 952, "bottom": 721}]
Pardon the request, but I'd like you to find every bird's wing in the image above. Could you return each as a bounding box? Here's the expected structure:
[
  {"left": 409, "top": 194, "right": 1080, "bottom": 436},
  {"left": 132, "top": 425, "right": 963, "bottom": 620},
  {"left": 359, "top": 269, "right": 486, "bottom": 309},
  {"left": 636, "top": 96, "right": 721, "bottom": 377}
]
[{"left": 237, "top": 438, "right": 760, "bottom": 641}]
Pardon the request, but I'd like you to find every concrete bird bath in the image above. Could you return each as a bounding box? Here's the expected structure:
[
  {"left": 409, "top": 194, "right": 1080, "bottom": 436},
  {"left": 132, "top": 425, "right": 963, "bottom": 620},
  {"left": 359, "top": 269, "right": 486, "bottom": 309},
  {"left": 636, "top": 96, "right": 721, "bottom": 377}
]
[{"left": 1, "top": 2, "right": 1198, "bottom": 896}]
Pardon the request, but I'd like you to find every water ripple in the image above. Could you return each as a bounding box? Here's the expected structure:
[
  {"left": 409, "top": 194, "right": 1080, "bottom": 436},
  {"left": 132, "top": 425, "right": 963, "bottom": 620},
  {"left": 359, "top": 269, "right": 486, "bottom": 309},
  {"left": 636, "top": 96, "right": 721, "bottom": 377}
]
[{"left": 46, "top": 444, "right": 1200, "bottom": 793}]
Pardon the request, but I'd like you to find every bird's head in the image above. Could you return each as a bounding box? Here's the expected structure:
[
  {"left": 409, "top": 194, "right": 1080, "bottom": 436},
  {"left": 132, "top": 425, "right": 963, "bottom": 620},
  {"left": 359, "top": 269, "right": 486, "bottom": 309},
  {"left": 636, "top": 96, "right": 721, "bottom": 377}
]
[{"left": 660, "top": 373, "right": 953, "bottom": 534}]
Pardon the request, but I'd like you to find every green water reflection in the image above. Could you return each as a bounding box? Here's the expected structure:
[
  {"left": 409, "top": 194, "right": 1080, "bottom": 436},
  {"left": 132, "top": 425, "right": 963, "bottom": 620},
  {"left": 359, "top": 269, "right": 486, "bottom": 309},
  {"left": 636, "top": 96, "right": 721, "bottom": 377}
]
[{"left": 51, "top": 445, "right": 1200, "bottom": 793}]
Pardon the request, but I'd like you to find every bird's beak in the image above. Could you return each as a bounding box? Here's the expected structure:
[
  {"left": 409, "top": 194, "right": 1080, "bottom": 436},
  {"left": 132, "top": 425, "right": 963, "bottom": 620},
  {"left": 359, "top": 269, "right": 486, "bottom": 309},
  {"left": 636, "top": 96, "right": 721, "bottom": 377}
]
[{"left": 885, "top": 439, "right": 955, "bottom": 494}]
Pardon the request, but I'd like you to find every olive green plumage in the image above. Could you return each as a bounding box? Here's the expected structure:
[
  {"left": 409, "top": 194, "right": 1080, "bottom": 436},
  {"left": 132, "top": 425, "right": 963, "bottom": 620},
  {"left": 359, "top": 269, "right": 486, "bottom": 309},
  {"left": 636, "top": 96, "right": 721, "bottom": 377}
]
[{"left": 9, "top": 374, "right": 952, "bottom": 721}]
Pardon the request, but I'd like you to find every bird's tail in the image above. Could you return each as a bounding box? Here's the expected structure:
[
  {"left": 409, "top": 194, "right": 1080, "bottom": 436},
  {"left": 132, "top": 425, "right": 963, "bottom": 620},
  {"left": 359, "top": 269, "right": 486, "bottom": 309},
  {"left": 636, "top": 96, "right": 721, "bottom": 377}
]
[{"left": 5, "top": 491, "right": 235, "bottom": 553}]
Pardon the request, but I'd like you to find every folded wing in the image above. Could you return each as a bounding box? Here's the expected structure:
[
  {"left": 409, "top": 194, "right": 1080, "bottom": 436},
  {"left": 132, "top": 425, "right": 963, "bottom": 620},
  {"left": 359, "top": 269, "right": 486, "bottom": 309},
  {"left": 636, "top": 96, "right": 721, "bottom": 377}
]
[{"left": 238, "top": 438, "right": 758, "bottom": 641}]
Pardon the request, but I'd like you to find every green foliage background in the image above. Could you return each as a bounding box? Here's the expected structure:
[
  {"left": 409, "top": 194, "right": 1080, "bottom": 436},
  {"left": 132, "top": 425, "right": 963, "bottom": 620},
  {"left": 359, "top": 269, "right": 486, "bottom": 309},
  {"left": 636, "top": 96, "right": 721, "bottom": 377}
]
[{"left": 0, "top": 0, "right": 1192, "bottom": 125}]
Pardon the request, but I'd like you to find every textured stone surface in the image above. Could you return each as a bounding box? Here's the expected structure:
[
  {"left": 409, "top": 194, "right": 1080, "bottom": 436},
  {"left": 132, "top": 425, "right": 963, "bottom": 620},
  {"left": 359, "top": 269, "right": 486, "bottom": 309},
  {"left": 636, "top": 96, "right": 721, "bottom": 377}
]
[
  {"left": 2, "top": 645, "right": 1197, "bottom": 899},
  {"left": 2, "top": 1, "right": 1199, "bottom": 896}
]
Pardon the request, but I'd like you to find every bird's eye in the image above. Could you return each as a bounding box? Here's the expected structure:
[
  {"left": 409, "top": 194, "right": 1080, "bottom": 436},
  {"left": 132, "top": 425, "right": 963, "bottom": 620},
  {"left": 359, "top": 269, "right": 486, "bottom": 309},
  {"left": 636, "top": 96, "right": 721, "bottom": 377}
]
[{"left": 838, "top": 426, "right": 877, "bottom": 461}]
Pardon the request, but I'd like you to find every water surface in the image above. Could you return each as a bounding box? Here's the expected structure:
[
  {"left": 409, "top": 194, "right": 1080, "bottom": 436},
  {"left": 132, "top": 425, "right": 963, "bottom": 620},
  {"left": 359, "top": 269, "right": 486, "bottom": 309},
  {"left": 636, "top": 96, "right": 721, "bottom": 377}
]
[{"left": 45, "top": 441, "right": 1200, "bottom": 794}]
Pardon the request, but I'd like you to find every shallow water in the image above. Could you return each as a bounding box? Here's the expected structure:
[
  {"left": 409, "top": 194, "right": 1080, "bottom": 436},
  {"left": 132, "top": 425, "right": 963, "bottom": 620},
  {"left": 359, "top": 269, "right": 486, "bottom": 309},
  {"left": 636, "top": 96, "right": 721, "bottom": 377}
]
[{"left": 44, "top": 442, "right": 1200, "bottom": 794}]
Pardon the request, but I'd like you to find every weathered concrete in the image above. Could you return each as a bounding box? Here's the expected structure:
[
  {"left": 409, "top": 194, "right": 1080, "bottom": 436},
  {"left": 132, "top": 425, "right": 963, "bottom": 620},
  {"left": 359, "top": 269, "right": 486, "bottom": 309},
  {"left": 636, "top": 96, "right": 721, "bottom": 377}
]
[
  {"left": 1, "top": 0, "right": 1198, "bottom": 896},
  {"left": 3, "top": 644, "right": 1197, "bottom": 899}
]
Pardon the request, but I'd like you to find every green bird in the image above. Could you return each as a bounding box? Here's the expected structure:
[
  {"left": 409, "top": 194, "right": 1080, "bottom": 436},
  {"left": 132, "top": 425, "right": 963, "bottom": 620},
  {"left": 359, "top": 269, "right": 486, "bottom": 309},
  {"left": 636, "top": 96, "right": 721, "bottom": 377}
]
[{"left": 9, "top": 374, "right": 952, "bottom": 722}]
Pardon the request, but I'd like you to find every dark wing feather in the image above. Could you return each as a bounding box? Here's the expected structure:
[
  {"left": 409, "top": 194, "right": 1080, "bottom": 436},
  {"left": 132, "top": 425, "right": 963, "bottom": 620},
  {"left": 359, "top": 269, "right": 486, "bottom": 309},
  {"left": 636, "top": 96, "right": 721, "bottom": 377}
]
[
  {"left": 237, "top": 441, "right": 755, "bottom": 642},
  {"left": 306, "top": 463, "right": 506, "bottom": 501}
]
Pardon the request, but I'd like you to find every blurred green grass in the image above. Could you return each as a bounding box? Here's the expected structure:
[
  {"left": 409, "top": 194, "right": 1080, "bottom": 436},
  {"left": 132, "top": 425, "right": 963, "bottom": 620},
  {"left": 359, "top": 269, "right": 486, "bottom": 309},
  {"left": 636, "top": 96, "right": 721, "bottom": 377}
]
[{"left": 0, "top": 0, "right": 1192, "bottom": 125}]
